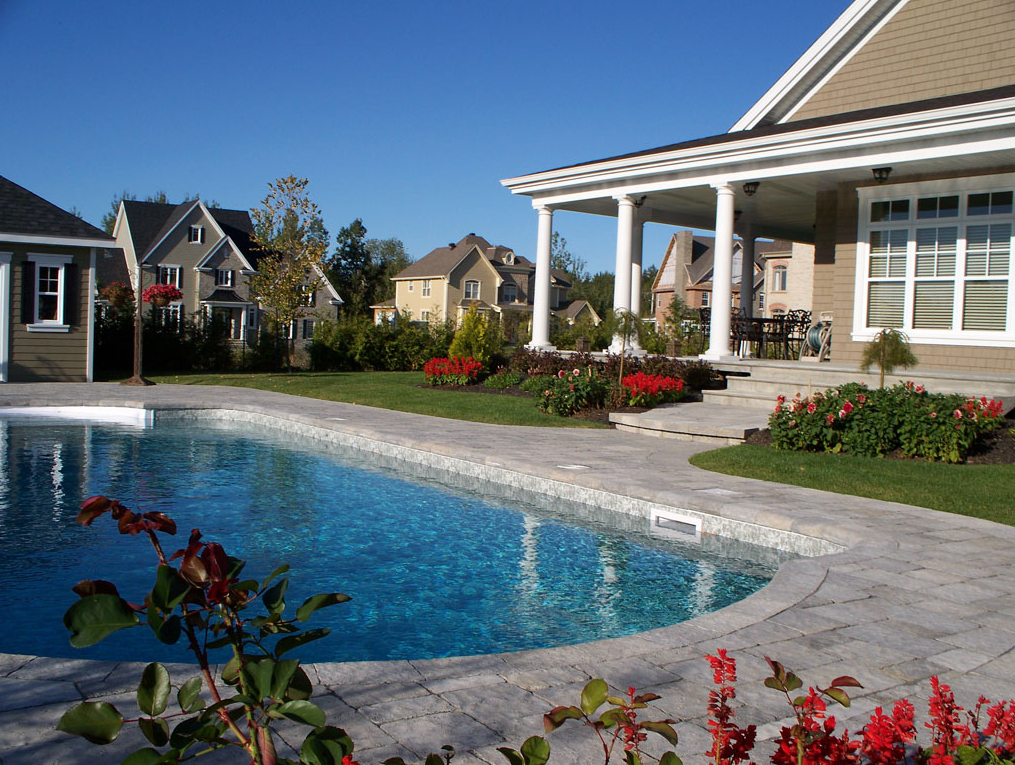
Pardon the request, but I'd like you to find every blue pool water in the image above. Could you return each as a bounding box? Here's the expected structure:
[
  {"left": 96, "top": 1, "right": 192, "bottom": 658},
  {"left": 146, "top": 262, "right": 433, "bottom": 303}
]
[{"left": 0, "top": 416, "right": 783, "bottom": 663}]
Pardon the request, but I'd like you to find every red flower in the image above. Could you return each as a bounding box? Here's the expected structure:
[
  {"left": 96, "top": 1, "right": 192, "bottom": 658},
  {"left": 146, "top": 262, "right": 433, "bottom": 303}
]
[
  {"left": 826, "top": 414, "right": 835, "bottom": 424},
  {"left": 807, "top": 402, "right": 816, "bottom": 414}
]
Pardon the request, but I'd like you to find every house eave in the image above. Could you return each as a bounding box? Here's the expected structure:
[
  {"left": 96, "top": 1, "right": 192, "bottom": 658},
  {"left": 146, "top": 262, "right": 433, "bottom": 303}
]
[{"left": 0, "top": 232, "right": 114, "bottom": 249}]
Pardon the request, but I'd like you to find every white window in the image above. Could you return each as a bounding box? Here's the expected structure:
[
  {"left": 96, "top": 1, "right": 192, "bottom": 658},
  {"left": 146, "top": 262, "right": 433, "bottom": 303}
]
[
  {"left": 464, "top": 280, "right": 480, "bottom": 300},
  {"left": 157, "top": 304, "right": 183, "bottom": 331},
  {"left": 300, "top": 286, "right": 315, "bottom": 306},
  {"left": 502, "top": 283, "right": 517, "bottom": 303},
  {"left": 158, "top": 266, "right": 181, "bottom": 288},
  {"left": 700, "top": 291, "right": 709, "bottom": 307},
  {"left": 37, "top": 266, "right": 62, "bottom": 322},
  {"left": 408, "top": 281, "right": 414, "bottom": 292},
  {"left": 188, "top": 226, "right": 205, "bottom": 244},
  {"left": 26, "top": 253, "right": 72, "bottom": 330},
  {"left": 421, "top": 280, "right": 431, "bottom": 297},
  {"left": 246, "top": 307, "right": 257, "bottom": 327},
  {"left": 302, "top": 319, "right": 315, "bottom": 339},
  {"left": 855, "top": 176, "right": 1015, "bottom": 346},
  {"left": 421, "top": 310, "right": 431, "bottom": 322},
  {"left": 215, "top": 269, "right": 234, "bottom": 287},
  {"left": 772, "top": 265, "right": 787, "bottom": 292},
  {"left": 758, "top": 291, "right": 765, "bottom": 309}
]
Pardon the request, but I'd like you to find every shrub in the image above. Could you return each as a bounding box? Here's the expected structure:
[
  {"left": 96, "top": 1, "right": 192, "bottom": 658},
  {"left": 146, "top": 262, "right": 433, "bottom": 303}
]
[
  {"left": 519, "top": 374, "right": 554, "bottom": 394},
  {"left": 537, "top": 366, "right": 610, "bottom": 416},
  {"left": 622, "top": 372, "right": 685, "bottom": 407},
  {"left": 424, "top": 356, "right": 483, "bottom": 386},
  {"left": 448, "top": 307, "right": 502, "bottom": 368},
  {"left": 770, "top": 381, "right": 1005, "bottom": 462},
  {"left": 861, "top": 328, "right": 918, "bottom": 387},
  {"left": 483, "top": 369, "right": 522, "bottom": 388}
]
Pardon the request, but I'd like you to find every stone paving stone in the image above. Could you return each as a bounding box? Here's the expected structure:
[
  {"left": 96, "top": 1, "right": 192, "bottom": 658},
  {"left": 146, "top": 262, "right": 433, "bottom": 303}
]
[
  {"left": 500, "top": 665, "right": 591, "bottom": 691},
  {"left": 380, "top": 711, "right": 505, "bottom": 759},
  {"left": 332, "top": 680, "right": 431, "bottom": 708},
  {"left": 360, "top": 693, "right": 456, "bottom": 724},
  {"left": 838, "top": 622, "right": 950, "bottom": 658},
  {"left": 312, "top": 693, "right": 400, "bottom": 751},
  {"left": 573, "top": 656, "right": 681, "bottom": 690},
  {"left": 0, "top": 676, "right": 80, "bottom": 712},
  {"left": 440, "top": 684, "right": 544, "bottom": 729},
  {"left": 767, "top": 606, "right": 846, "bottom": 634},
  {"left": 314, "top": 659, "right": 423, "bottom": 686},
  {"left": 941, "top": 626, "right": 1015, "bottom": 654},
  {"left": 423, "top": 672, "right": 506, "bottom": 695},
  {"left": 928, "top": 648, "right": 993, "bottom": 672},
  {"left": 0, "top": 653, "right": 36, "bottom": 676}
]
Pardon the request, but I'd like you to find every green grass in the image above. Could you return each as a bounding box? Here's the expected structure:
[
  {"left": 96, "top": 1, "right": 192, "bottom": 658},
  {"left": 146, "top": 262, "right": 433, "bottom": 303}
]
[
  {"left": 690, "top": 444, "right": 1015, "bottom": 524},
  {"left": 146, "top": 371, "right": 606, "bottom": 428}
]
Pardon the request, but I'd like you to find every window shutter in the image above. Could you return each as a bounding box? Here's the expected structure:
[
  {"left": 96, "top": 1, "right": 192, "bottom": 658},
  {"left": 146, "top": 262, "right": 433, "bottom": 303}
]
[
  {"left": 912, "top": 281, "right": 953, "bottom": 329},
  {"left": 21, "top": 261, "right": 35, "bottom": 323},
  {"left": 963, "top": 281, "right": 1007, "bottom": 330},
  {"left": 64, "top": 263, "right": 79, "bottom": 325},
  {"left": 867, "top": 282, "right": 904, "bottom": 327}
]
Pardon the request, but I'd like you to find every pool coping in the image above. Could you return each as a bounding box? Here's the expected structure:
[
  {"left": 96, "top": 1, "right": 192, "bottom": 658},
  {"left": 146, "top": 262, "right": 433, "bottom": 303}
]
[{"left": 2, "top": 383, "right": 1015, "bottom": 765}]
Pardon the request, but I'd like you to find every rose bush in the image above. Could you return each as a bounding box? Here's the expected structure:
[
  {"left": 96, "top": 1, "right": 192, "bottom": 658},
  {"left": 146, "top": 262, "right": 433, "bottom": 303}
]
[{"left": 537, "top": 367, "right": 610, "bottom": 417}]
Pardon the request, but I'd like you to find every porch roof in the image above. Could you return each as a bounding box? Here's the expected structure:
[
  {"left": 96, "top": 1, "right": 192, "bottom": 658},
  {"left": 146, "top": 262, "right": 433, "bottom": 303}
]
[{"left": 502, "top": 86, "right": 1015, "bottom": 243}]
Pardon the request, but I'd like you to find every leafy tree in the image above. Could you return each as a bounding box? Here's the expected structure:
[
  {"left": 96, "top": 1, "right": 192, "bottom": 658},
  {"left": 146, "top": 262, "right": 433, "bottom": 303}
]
[
  {"left": 365, "top": 237, "right": 413, "bottom": 302},
  {"left": 448, "top": 306, "right": 502, "bottom": 368},
  {"left": 571, "top": 271, "right": 614, "bottom": 318},
  {"left": 248, "top": 175, "right": 329, "bottom": 369},
  {"left": 640, "top": 264, "right": 658, "bottom": 317},
  {"left": 101, "top": 190, "right": 220, "bottom": 234},
  {"left": 860, "top": 328, "right": 918, "bottom": 387},
  {"left": 550, "top": 232, "right": 589, "bottom": 284},
  {"left": 328, "top": 218, "right": 372, "bottom": 314}
]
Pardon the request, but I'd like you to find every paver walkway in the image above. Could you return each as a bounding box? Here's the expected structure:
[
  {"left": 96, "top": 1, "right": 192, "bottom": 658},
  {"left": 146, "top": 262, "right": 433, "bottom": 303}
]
[{"left": 2, "top": 383, "right": 1014, "bottom": 765}]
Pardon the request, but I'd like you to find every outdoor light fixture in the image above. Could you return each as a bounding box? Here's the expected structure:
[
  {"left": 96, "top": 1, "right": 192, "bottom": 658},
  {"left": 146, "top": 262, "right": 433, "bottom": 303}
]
[
  {"left": 872, "top": 167, "right": 892, "bottom": 184},
  {"left": 743, "top": 181, "right": 759, "bottom": 196}
]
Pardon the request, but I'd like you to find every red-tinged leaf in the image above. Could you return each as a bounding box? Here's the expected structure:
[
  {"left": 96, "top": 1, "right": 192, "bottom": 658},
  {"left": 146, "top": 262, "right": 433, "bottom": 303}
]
[
  {"left": 634, "top": 692, "right": 661, "bottom": 703},
  {"left": 202, "top": 543, "right": 230, "bottom": 581},
  {"left": 829, "top": 676, "right": 863, "bottom": 689},
  {"left": 117, "top": 510, "right": 142, "bottom": 535},
  {"left": 142, "top": 512, "right": 177, "bottom": 535},
  {"left": 544, "top": 706, "right": 583, "bottom": 732},
  {"left": 641, "top": 720, "right": 679, "bottom": 745},
  {"left": 764, "top": 677, "right": 786, "bottom": 692},
  {"left": 784, "top": 672, "right": 802, "bottom": 692},
  {"left": 77, "top": 496, "right": 112, "bottom": 526},
  {"left": 765, "top": 656, "right": 784, "bottom": 677},
  {"left": 180, "top": 552, "right": 208, "bottom": 586},
  {"left": 824, "top": 687, "right": 852, "bottom": 708},
  {"left": 72, "top": 580, "right": 119, "bottom": 598},
  {"left": 109, "top": 500, "right": 129, "bottom": 519}
]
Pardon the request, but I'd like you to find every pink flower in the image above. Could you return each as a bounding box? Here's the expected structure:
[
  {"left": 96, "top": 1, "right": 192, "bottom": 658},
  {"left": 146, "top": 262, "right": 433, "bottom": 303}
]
[
  {"left": 573, "top": 368, "right": 580, "bottom": 377},
  {"left": 543, "top": 389, "right": 551, "bottom": 396},
  {"left": 857, "top": 394, "right": 867, "bottom": 403},
  {"left": 789, "top": 419, "right": 796, "bottom": 427},
  {"left": 839, "top": 409, "right": 847, "bottom": 419},
  {"left": 807, "top": 402, "right": 816, "bottom": 414},
  {"left": 842, "top": 400, "right": 854, "bottom": 414},
  {"left": 915, "top": 385, "right": 925, "bottom": 393},
  {"left": 776, "top": 394, "right": 786, "bottom": 404},
  {"left": 954, "top": 409, "right": 963, "bottom": 419},
  {"left": 557, "top": 370, "right": 565, "bottom": 378},
  {"left": 826, "top": 414, "right": 835, "bottom": 424},
  {"left": 930, "top": 411, "right": 938, "bottom": 418}
]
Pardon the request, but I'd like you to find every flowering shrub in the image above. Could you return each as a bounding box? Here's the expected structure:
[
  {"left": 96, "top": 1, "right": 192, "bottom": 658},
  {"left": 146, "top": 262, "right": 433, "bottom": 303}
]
[
  {"left": 141, "top": 283, "right": 184, "bottom": 304},
  {"left": 538, "top": 367, "right": 610, "bottom": 416},
  {"left": 483, "top": 369, "right": 522, "bottom": 389},
  {"left": 424, "top": 356, "right": 483, "bottom": 386},
  {"left": 99, "top": 281, "right": 134, "bottom": 309},
  {"left": 770, "top": 381, "right": 1005, "bottom": 462},
  {"left": 622, "top": 372, "right": 685, "bottom": 407}
]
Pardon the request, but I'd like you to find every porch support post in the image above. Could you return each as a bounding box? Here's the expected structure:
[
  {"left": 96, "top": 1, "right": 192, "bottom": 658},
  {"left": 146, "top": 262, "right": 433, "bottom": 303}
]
[
  {"left": 702, "top": 182, "right": 735, "bottom": 360},
  {"left": 740, "top": 224, "right": 756, "bottom": 319},
  {"left": 629, "top": 209, "right": 644, "bottom": 318},
  {"left": 527, "top": 203, "right": 555, "bottom": 350},
  {"left": 609, "top": 195, "right": 635, "bottom": 353}
]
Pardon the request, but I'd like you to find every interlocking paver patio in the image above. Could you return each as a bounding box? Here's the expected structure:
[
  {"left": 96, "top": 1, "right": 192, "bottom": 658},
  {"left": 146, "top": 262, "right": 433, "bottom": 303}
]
[{"left": 2, "top": 382, "right": 1015, "bottom": 765}]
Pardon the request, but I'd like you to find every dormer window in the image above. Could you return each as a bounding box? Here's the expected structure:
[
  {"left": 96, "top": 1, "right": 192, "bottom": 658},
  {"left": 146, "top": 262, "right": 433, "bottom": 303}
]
[
  {"left": 215, "top": 269, "right": 234, "bottom": 287},
  {"left": 188, "top": 226, "right": 205, "bottom": 244},
  {"left": 464, "top": 280, "right": 480, "bottom": 300},
  {"left": 505, "top": 252, "right": 514, "bottom": 264}
]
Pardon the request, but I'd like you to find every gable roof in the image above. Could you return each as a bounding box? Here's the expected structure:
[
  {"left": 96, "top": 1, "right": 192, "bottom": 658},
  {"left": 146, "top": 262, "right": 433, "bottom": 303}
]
[
  {"left": 120, "top": 200, "right": 258, "bottom": 266},
  {"left": 393, "top": 234, "right": 504, "bottom": 280},
  {"left": 0, "top": 175, "right": 113, "bottom": 245}
]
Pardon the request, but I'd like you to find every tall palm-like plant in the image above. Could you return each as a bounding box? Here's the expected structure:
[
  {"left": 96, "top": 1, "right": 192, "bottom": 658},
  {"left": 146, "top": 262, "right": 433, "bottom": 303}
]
[{"left": 860, "top": 328, "right": 918, "bottom": 387}]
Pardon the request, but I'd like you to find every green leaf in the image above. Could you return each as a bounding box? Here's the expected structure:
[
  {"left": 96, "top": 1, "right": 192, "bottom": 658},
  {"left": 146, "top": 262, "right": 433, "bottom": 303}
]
[
  {"left": 139, "top": 717, "right": 169, "bottom": 747},
  {"left": 285, "top": 666, "right": 313, "bottom": 701},
  {"left": 64, "top": 594, "right": 139, "bottom": 648},
  {"left": 221, "top": 655, "right": 241, "bottom": 685},
  {"left": 177, "top": 677, "right": 204, "bottom": 713},
  {"left": 829, "top": 676, "right": 862, "bottom": 689},
  {"left": 269, "top": 699, "right": 326, "bottom": 727},
  {"left": 784, "top": 672, "right": 802, "bottom": 692},
  {"left": 659, "top": 753, "right": 683, "bottom": 765},
  {"left": 520, "top": 735, "right": 550, "bottom": 765},
  {"left": 271, "top": 659, "right": 301, "bottom": 699},
  {"left": 58, "top": 701, "right": 124, "bottom": 744},
  {"left": 146, "top": 609, "right": 182, "bottom": 645},
  {"left": 275, "top": 628, "right": 330, "bottom": 658},
  {"left": 580, "top": 678, "right": 608, "bottom": 716},
  {"left": 497, "top": 748, "right": 525, "bottom": 765},
  {"left": 599, "top": 708, "right": 627, "bottom": 728},
  {"left": 261, "top": 564, "right": 290, "bottom": 590},
  {"left": 241, "top": 657, "right": 276, "bottom": 701},
  {"left": 764, "top": 677, "right": 785, "bottom": 691},
  {"left": 152, "top": 565, "right": 191, "bottom": 612},
  {"left": 137, "top": 663, "right": 171, "bottom": 717},
  {"left": 641, "top": 721, "right": 679, "bottom": 746},
  {"left": 625, "top": 751, "right": 642, "bottom": 765},
  {"left": 263, "top": 578, "right": 289, "bottom": 614},
  {"left": 120, "top": 749, "right": 166, "bottom": 765},
  {"left": 606, "top": 695, "right": 628, "bottom": 706},
  {"left": 300, "top": 726, "right": 354, "bottom": 765},
  {"left": 543, "top": 705, "right": 583, "bottom": 731},
  {"left": 424, "top": 755, "right": 443, "bottom": 765},
  {"left": 295, "top": 592, "right": 351, "bottom": 622},
  {"left": 824, "top": 687, "right": 852, "bottom": 708}
]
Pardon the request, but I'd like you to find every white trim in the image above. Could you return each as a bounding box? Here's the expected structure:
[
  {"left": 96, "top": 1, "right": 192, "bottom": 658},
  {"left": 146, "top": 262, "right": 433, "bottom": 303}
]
[
  {"left": 26, "top": 324, "right": 70, "bottom": 333},
  {"left": 0, "top": 232, "right": 113, "bottom": 248},
  {"left": 0, "top": 252, "right": 10, "bottom": 382},
  {"left": 312, "top": 264, "right": 343, "bottom": 304},
  {"left": 194, "top": 235, "right": 256, "bottom": 272},
  {"left": 87, "top": 249, "right": 95, "bottom": 383},
  {"left": 852, "top": 173, "right": 1015, "bottom": 347},
  {"left": 28, "top": 253, "right": 72, "bottom": 327}
]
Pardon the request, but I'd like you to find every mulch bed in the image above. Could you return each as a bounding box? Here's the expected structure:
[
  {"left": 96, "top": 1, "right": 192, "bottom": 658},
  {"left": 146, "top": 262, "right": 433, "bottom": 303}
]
[{"left": 746, "top": 417, "right": 1015, "bottom": 465}]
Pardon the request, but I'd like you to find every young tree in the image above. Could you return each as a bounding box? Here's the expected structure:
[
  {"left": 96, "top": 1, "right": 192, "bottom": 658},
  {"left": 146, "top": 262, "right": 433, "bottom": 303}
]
[
  {"left": 366, "top": 237, "right": 413, "bottom": 302},
  {"left": 328, "top": 218, "right": 372, "bottom": 314},
  {"left": 550, "top": 232, "right": 589, "bottom": 284},
  {"left": 249, "top": 175, "right": 329, "bottom": 369}
]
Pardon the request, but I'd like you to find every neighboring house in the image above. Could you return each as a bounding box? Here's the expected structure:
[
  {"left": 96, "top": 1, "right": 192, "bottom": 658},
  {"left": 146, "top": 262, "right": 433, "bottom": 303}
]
[
  {"left": 113, "top": 200, "right": 341, "bottom": 344},
  {"left": 761, "top": 242, "right": 815, "bottom": 319},
  {"left": 376, "top": 233, "right": 599, "bottom": 327},
  {"left": 0, "top": 175, "right": 114, "bottom": 382},
  {"left": 504, "top": 0, "right": 1015, "bottom": 372}
]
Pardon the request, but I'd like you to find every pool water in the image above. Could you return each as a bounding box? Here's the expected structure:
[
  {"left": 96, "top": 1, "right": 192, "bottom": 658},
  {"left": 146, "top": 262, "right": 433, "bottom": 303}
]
[{"left": 0, "top": 416, "right": 781, "bottom": 663}]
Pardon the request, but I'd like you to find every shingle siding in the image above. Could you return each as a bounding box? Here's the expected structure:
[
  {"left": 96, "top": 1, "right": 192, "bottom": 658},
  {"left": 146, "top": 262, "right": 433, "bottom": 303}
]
[{"left": 791, "top": 0, "right": 1015, "bottom": 122}]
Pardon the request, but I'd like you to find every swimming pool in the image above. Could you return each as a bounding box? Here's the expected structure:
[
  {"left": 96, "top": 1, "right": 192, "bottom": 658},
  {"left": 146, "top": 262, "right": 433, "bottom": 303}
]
[{"left": 0, "top": 414, "right": 788, "bottom": 663}]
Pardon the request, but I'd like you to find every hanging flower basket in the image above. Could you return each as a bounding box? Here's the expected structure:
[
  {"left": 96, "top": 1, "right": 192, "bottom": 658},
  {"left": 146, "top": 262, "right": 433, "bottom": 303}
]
[{"left": 142, "top": 284, "right": 183, "bottom": 307}]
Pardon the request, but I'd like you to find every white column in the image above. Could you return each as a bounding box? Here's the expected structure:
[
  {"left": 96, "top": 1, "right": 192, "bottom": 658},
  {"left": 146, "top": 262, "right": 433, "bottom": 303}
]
[
  {"left": 527, "top": 204, "right": 555, "bottom": 350},
  {"left": 609, "top": 196, "right": 635, "bottom": 353},
  {"left": 740, "top": 224, "right": 756, "bottom": 319},
  {"left": 629, "top": 211, "right": 644, "bottom": 317},
  {"left": 702, "top": 182, "right": 735, "bottom": 360}
]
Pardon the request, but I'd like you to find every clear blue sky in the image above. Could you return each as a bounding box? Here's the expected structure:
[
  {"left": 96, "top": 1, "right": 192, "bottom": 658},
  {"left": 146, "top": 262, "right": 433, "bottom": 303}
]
[{"left": 1, "top": 0, "right": 842, "bottom": 275}]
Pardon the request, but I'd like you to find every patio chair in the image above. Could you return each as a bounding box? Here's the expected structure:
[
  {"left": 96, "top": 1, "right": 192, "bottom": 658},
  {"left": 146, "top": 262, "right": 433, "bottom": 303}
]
[{"left": 785, "top": 309, "right": 811, "bottom": 359}]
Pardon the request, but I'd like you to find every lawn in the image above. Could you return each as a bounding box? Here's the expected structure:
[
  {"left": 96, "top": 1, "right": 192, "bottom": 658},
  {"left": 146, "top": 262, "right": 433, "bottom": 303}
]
[
  {"left": 689, "top": 444, "right": 1015, "bottom": 524},
  {"left": 147, "top": 371, "right": 606, "bottom": 428}
]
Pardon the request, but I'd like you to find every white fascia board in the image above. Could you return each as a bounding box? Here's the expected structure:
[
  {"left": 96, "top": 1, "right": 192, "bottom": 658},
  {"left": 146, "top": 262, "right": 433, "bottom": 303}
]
[
  {"left": 730, "top": 0, "right": 901, "bottom": 131},
  {"left": 195, "top": 236, "right": 255, "bottom": 272},
  {"left": 0, "top": 232, "right": 114, "bottom": 248},
  {"left": 140, "top": 200, "right": 201, "bottom": 264},
  {"left": 312, "top": 264, "right": 344, "bottom": 303},
  {"left": 111, "top": 201, "right": 126, "bottom": 238},
  {"left": 197, "top": 201, "right": 229, "bottom": 243},
  {"left": 503, "top": 99, "right": 1015, "bottom": 203}
]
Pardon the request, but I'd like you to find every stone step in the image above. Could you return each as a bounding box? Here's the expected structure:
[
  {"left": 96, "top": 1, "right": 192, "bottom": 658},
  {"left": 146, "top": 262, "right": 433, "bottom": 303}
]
[
  {"left": 701, "top": 389, "right": 780, "bottom": 411},
  {"left": 609, "top": 401, "right": 769, "bottom": 443}
]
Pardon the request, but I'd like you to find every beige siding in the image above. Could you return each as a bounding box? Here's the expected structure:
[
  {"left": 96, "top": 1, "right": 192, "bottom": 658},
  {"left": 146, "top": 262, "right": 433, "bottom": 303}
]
[
  {"left": 447, "top": 250, "right": 500, "bottom": 312},
  {"left": 144, "top": 206, "right": 221, "bottom": 316},
  {"left": 763, "top": 243, "right": 814, "bottom": 317},
  {"left": 792, "top": 0, "right": 1015, "bottom": 122},
  {"left": 395, "top": 277, "right": 447, "bottom": 321},
  {"left": 7, "top": 244, "right": 91, "bottom": 382}
]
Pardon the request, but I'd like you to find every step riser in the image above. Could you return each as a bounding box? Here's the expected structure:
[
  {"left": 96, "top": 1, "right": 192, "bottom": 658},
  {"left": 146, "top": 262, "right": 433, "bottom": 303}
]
[{"left": 724, "top": 377, "right": 1014, "bottom": 398}]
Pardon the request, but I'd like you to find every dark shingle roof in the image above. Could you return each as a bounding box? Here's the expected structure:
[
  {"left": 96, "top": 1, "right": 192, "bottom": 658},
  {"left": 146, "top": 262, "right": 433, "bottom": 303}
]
[
  {"left": 201, "top": 288, "right": 249, "bottom": 304},
  {"left": 0, "top": 175, "right": 112, "bottom": 241},
  {"left": 393, "top": 234, "right": 499, "bottom": 279},
  {"left": 121, "top": 200, "right": 257, "bottom": 264}
]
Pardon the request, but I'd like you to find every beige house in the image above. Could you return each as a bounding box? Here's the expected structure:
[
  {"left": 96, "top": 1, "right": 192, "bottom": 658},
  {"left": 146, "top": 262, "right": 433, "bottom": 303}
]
[
  {"left": 0, "top": 175, "right": 114, "bottom": 382},
  {"left": 761, "top": 243, "right": 815, "bottom": 319},
  {"left": 505, "top": 0, "right": 1015, "bottom": 373},
  {"left": 376, "top": 233, "right": 599, "bottom": 328},
  {"left": 114, "top": 199, "right": 341, "bottom": 344}
]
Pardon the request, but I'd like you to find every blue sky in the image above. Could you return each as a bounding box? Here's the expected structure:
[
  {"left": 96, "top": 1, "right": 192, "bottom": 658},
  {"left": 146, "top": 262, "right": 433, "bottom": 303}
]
[{"left": 1, "top": 1, "right": 841, "bottom": 274}]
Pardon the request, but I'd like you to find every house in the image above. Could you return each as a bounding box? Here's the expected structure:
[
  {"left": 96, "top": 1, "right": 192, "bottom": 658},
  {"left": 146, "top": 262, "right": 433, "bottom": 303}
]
[
  {"left": 376, "top": 233, "right": 600, "bottom": 328},
  {"left": 0, "top": 175, "right": 114, "bottom": 382},
  {"left": 651, "top": 232, "right": 815, "bottom": 324},
  {"left": 113, "top": 199, "right": 341, "bottom": 343},
  {"left": 503, "top": 0, "right": 1015, "bottom": 374}
]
